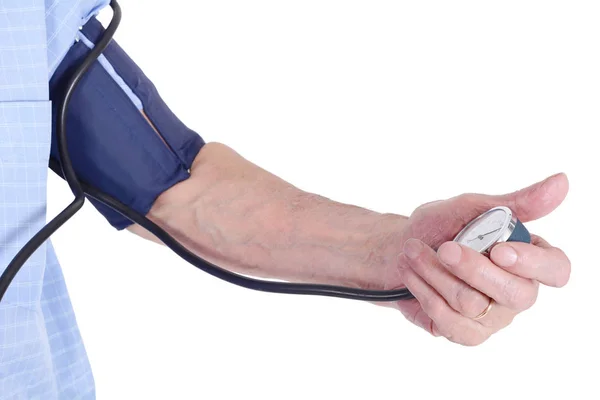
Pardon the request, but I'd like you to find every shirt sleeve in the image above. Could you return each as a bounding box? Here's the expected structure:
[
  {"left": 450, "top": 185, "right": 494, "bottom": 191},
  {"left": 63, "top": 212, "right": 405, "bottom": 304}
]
[
  {"left": 0, "top": 1, "right": 61, "bottom": 397},
  {"left": 0, "top": 0, "right": 51, "bottom": 299},
  {"left": 0, "top": 2, "right": 105, "bottom": 398},
  {"left": 46, "top": 0, "right": 111, "bottom": 77}
]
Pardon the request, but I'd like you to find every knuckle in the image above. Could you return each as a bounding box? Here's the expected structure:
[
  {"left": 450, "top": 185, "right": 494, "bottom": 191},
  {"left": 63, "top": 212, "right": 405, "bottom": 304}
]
[
  {"left": 452, "top": 194, "right": 480, "bottom": 217},
  {"left": 443, "top": 324, "right": 489, "bottom": 347},
  {"left": 500, "top": 279, "right": 522, "bottom": 309},
  {"left": 410, "top": 203, "right": 429, "bottom": 217},
  {"left": 519, "top": 294, "right": 537, "bottom": 311},
  {"left": 454, "top": 193, "right": 470, "bottom": 204},
  {"left": 452, "top": 284, "right": 481, "bottom": 317},
  {"left": 400, "top": 306, "right": 419, "bottom": 326},
  {"left": 503, "top": 279, "right": 538, "bottom": 310},
  {"left": 429, "top": 321, "right": 441, "bottom": 337},
  {"left": 460, "top": 332, "right": 489, "bottom": 347},
  {"left": 521, "top": 284, "right": 539, "bottom": 310},
  {"left": 422, "top": 296, "right": 445, "bottom": 321},
  {"left": 456, "top": 193, "right": 477, "bottom": 204},
  {"left": 437, "top": 322, "right": 455, "bottom": 341},
  {"left": 496, "top": 312, "right": 517, "bottom": 331}
]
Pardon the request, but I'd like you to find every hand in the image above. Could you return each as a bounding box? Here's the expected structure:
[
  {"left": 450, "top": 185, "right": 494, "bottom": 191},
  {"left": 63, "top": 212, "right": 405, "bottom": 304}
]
[
  {"left": 133, "top": 144, "right": 570, "bottom": 346},
  {"left": 385, "top": 173, "right": 570, "bottom": 346}
]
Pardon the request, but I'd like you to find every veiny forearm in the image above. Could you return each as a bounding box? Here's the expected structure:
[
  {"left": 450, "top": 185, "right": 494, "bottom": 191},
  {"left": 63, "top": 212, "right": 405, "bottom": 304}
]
[{"left": 129, "top": 142, "right": 407, "bottom": 289}]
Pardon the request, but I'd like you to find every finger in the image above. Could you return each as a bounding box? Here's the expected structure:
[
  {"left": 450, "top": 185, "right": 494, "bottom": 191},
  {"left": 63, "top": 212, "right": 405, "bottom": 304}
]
[
  {"left": 488, "top": 172, "right": 569, "bottom": 223},
  {"left": 437, "top": 242, "right": 539, "bottom": 311},
  {"left": 403, "top": 238, "right": 490, "bottom": 319},
  {"left": 395, "top": 299, "right": 439, "bottom": 336},
  {"left": 489, "top": 236, "right": 571, "bottom": 287},
  {"left": 397, "top": 254, "right": 490, "bottom": 346},
  {"left": 445, "top": 173, "right": 569, "bottom": 233}
]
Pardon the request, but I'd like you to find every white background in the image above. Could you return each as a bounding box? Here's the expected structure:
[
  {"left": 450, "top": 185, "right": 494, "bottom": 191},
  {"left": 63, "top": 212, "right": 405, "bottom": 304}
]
[{"left": 48, "top": 1, "right": 598, "bottom": 399}]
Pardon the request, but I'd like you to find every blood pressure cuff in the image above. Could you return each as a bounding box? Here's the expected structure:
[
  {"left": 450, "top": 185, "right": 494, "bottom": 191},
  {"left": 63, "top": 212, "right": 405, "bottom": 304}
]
[{"left": 49, "top": 17, "right": 205, "bottom": 230}]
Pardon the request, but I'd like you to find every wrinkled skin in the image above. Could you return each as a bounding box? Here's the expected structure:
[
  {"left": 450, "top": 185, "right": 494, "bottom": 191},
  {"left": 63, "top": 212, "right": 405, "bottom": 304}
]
[
  {"left": 134, "top": 142, "right": 570, "bottom": 346},
  {"left": 381, "top": 173, "right": 570, "bottom": 346}
]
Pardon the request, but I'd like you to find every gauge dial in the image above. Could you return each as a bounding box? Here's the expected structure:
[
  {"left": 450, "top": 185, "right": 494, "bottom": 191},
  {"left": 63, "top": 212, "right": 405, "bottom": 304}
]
[{"left": 453, "top": 206, "right": 512, "bottom": 253}]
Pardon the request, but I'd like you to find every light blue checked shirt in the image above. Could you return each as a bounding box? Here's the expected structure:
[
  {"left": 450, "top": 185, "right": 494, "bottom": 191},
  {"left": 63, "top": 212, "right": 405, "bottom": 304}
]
[{"left": 0, "top": 1, "right": 118, "bottom": 398}]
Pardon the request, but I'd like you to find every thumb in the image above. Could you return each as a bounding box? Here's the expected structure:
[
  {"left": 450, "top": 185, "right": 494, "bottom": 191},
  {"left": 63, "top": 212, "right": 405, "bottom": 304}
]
[{"left": 486, "top": 172, "right": 569, "bottom": 222}]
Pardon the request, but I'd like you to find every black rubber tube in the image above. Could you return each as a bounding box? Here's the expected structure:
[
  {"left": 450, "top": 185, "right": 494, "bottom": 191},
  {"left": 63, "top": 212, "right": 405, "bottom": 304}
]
[{"left": 0, "top": 0, "right": 414, "bottom": 303}]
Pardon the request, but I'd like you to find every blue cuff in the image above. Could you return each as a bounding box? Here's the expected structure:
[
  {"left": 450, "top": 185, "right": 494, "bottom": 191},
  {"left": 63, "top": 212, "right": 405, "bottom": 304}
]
[{"left": 49, "top": 17, "right": 205, "bottom": 230}]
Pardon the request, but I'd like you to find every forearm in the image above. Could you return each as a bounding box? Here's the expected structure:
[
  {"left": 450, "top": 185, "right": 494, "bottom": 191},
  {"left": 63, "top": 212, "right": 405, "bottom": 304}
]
[{"left": 129, "top": 142, "right": 407, "bottom": 289}]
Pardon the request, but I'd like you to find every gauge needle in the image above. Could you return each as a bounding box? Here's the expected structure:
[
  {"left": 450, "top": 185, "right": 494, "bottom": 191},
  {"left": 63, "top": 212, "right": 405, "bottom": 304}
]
[{"left": 467, "top": 228, "right": 501, "bottom": 242}]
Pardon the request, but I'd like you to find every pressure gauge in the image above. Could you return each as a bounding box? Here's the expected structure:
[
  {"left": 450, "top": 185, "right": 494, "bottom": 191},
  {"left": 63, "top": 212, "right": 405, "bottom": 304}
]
[{"left": 453, "top": 206, "right": 531, "bottom": 253}]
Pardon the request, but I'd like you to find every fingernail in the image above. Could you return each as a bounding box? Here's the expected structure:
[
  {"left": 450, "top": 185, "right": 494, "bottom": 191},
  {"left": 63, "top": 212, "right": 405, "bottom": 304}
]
[
  {"left": 438, "top": 242, "right": 462, "bottom": 266},
  {"left": 403, "top": 239, "right": 423, "bottom": 260},
  {"left": 492, "top": 245, "right": 518, "bottom": 267}
]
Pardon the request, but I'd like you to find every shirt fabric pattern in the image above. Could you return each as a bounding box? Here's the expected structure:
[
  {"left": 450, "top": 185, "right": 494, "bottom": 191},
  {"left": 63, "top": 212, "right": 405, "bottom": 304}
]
[{"left": 1, "top": 1, "right": 110, "bottom": 398}]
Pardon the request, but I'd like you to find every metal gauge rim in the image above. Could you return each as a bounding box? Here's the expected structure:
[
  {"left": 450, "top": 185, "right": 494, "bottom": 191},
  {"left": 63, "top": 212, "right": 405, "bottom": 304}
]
[{"left": 453, "top": 206, "right": 514, "bottom": 253}]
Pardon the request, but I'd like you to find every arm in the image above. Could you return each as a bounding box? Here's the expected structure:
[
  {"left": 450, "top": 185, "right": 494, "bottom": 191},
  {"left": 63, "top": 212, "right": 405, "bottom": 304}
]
[
  {"left": 53, "top": 16, "right": 570, "bottom": 347},
  {"left": 129, "top": 142, "right": 571, "bottom": 346},
  {"left": 128, "top": 142, "right": 407, "bottom": 290}
]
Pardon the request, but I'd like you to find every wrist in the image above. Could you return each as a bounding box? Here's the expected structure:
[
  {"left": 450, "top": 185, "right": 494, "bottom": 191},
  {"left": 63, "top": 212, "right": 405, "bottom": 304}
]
[
  {"left": 341, "top": 212, "right": 408, "bottom": 290},
  {"left": 274, "top": 193, "right": 409, "bottom": 289}
]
